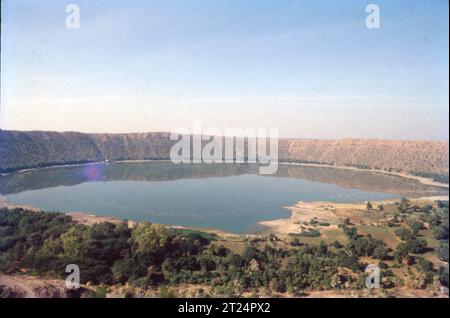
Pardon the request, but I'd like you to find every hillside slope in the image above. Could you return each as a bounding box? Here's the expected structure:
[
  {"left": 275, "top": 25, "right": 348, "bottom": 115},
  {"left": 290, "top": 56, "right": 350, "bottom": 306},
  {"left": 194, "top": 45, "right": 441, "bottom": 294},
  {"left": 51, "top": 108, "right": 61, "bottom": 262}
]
[
  {"left": 0, "top": 130, "right": 448, "bottom": 175},
  {"left": 279, "top": 138, "right": 449, "bottom": 175}
]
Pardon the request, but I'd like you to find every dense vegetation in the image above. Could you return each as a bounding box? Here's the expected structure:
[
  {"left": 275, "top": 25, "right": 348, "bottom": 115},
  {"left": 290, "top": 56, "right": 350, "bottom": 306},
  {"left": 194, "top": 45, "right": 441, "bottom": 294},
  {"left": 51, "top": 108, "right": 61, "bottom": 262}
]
[
  {"left": 1, "top": 201, "right": 448, "bottom": 297},
  {"left": 0, "top": 208, "right": 352, "bottom": 295}
]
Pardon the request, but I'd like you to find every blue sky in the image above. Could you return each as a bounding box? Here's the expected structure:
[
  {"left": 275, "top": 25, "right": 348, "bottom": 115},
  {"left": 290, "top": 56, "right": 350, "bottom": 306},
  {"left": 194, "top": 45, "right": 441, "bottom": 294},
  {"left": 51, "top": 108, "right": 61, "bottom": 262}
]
[{"left": 1, "top": 0, "right": 448, "bottom": 140}]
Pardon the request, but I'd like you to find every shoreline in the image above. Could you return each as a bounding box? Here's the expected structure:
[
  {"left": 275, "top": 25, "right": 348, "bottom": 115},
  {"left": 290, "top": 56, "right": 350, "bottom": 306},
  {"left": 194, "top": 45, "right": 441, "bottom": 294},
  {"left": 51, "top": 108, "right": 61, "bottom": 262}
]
[
  {"left": 279, "top": 162, "right": 449, "bottom": 188},
  {"left": 258, "top": 195, "right": 450, "bottom": 236},
  {"left": 0, "top": 196, "right": 252, "bottom": 238},
  {"left": 0, "top": 161, "right": 107, "bottom": 176},
  {"left": 2, "top": 193, "right": 448, "bottom": 238},
  {"left": 1, "top": 159, "right": 448, "bottom": 189}
]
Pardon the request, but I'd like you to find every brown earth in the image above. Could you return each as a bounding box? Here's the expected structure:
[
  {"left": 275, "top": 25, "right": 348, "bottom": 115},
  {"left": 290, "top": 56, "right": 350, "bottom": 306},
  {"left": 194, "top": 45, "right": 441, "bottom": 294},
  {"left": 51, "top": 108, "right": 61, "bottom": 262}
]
[
  {"left": 1, "top": 130, "right": 448, "bottom": 175},
  {"left": 1, "top": 274, "right": 446, "bottom": 298},
  {"left": 280, "top": 138, "right": 449, "bottom": 175},
  {"left": 0, "top": 274, "right": 88, "bottom": 298}
]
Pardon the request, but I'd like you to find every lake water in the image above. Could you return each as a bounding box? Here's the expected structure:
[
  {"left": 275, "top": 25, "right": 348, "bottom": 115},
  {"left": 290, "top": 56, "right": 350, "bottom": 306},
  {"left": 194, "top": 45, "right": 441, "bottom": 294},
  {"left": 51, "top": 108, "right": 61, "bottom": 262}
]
[{"left": 0, "top": 162, "right": 421, "bottom": 233}]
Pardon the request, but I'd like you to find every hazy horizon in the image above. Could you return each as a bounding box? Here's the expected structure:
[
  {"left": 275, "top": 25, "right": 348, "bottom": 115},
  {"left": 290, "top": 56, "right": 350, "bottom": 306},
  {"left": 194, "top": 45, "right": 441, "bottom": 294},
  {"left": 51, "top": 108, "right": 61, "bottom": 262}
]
[{"left": 1, "top": 0, "right": 449, "bottom": 141}]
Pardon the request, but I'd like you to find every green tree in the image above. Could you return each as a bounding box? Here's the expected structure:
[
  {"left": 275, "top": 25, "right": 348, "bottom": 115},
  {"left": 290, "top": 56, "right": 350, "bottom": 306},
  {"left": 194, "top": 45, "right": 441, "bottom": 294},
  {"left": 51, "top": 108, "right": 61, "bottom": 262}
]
[
  {"left": 112, "top": 258, "right": 136, "bottom": 284},
  {"left": 395, "top": 228, "right": 414, "bottom": 241},
  {"left": 61, "top": 226, "right": 84, "bottom": 258},
  {"left": 394, "top": 243, "right": 409, "bottom": 263},
  {"left": 372, "top": 245, "right": 389, "bottom": 260},
  {"left": 130, "top": 223, "right": 169, "bottom": 256},
  {"left": 416, "top": 257, "right": 434, "bottom": 272},
  {"left": 405, "top": 238, "right": 427, "bottom": 254},
  {"left": 433, "top": 225, "right": 449, "bottom": 240},
  {"left": 438, "top": 242, "right": 449, "bottom": 262},
  {"left": 410, "top": 222, "right": 423, "bottom": 236}
]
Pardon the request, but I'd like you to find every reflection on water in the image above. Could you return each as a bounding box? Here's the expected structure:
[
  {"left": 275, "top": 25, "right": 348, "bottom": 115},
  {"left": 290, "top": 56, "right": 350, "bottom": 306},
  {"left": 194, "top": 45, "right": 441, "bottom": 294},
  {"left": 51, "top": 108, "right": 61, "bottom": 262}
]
[{"left": 0, "top": 162, "right": 447, "bottom": 233}]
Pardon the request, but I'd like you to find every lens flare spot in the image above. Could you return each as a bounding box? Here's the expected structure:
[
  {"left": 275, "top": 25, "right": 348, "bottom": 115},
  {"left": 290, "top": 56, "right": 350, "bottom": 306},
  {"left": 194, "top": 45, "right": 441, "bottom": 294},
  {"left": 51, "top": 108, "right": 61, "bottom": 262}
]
[{"left": 83, "top": 164, "right": 102, "bottom": 181}]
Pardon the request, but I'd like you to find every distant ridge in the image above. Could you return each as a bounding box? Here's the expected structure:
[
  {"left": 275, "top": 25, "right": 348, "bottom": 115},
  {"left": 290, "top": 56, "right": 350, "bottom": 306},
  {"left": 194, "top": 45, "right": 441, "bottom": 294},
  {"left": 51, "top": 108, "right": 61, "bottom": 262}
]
[{"left": 0, "top": 130, "right": 448, "bottom": 176}]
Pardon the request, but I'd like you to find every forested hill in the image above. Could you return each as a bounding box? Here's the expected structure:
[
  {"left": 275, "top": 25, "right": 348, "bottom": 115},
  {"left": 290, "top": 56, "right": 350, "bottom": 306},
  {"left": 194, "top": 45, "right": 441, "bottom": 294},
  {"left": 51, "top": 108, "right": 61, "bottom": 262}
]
[{"left": 0, "top": 129, "right": 448, "bottom": 177}]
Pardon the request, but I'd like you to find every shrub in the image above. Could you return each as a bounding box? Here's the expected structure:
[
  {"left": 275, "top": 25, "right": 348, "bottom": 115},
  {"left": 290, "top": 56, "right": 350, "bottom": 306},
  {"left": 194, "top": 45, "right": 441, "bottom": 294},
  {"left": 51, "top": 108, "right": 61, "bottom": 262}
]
[
  {"left": 395, "top": 228, "right": 414, "bottom": 241},
  {"left": 438, "top": 242, "right": 449, "bottom": 262},
  {"left": 405, "top": 238, "right": 428, "bottom": 254},
  {"left": 298, "top": 229, "right": 321, "bottom": 237},
  {"left": 433, "top": 225, "right": 449, "bottom": 240}
]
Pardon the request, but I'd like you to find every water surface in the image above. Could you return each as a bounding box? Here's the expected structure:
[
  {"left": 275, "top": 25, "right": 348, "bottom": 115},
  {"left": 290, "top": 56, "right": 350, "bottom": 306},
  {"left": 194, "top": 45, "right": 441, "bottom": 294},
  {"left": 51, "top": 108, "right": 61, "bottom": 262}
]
[{"left": 0, "top": 162, "right": 434, "bottom": 233}]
